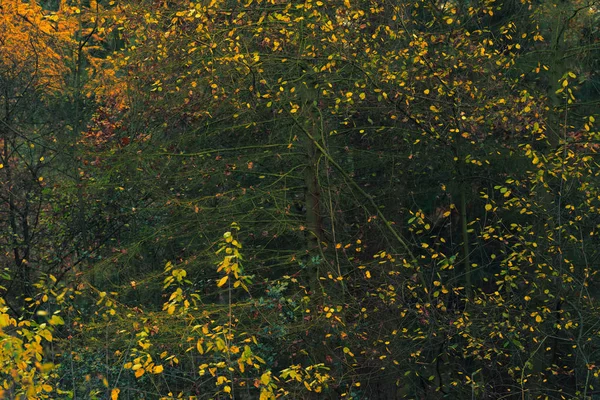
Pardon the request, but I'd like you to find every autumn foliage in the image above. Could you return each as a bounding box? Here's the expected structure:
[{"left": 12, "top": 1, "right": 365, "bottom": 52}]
[{"left": 1, "top": 0, "right": 600, "bottom": 399}]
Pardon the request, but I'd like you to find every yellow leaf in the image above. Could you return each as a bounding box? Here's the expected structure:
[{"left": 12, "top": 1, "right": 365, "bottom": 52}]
[
  {"left": 260, "top": 372, "right": 271, "bottom": 385},
  {"left": 111, "top": 388, "right": 120, "bottom": 400},
  {"left": 39, "top": 329, "right": 53, "bottom": 342},
  {"left": 260, "top": 389, "right": 274, "bottom": 400},
  {"left": 303, "top": 380, "right": 312, "bottom": 391},
  {"left": 197, "top": 340, "right": 204, "bottom": 354},
  {"left": 0, "top": 314, "right": 11, "bottom": 328},
  {"left": 217, "top": 275, "right": 229, "bottom": 287}
]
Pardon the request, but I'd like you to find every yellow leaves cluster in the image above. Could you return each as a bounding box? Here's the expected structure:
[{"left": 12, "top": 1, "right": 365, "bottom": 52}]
[
  {"left": 280, "top": 363, "right": 332, "bottom": 394},
  {"left": 126, "top": 353, "right": 164, "bottom": 379},
  {"left": 2, "top": 0, "right": 128, "bottom": 109},
  {"left": 216, "top": 225, "right": 250, "bottom": 291},
  {"left": 0, "top": 2, "right": 73, "bottom": 89},
  {"left": 0, "top": 299, "right": 58, "bottom": 399}
]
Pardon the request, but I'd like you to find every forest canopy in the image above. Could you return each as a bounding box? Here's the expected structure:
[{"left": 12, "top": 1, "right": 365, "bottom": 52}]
[{"left": 1, "top": 0, "right": 600, "bottom": 398}]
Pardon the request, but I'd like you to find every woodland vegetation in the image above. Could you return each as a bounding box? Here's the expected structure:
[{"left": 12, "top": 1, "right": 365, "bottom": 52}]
[{"left": 1, "top": 0, "right": 600, "bottom": 398}]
